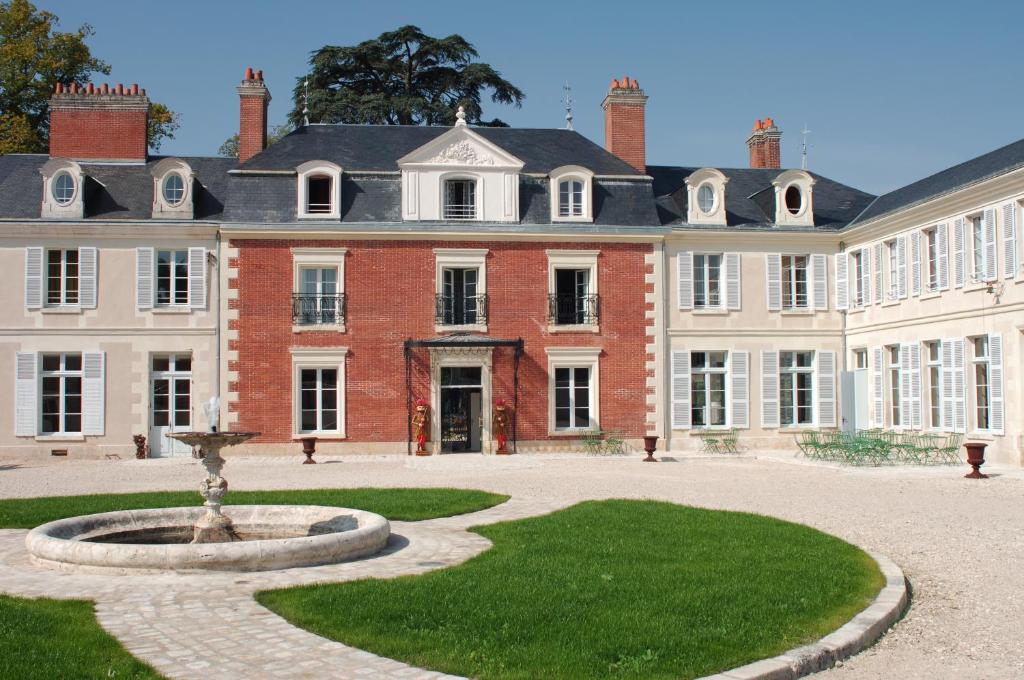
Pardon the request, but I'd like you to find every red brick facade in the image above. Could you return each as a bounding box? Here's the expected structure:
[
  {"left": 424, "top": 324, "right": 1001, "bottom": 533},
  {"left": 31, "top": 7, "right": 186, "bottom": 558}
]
[
  {"left": 229, "top": 239, "right": 652, "bottom": 448},
  {"left": 602, "top": 78, "right": 648, "bottom": 173},
  {"left": 49, "top": 85, "right": 148, "bottom": 162}
]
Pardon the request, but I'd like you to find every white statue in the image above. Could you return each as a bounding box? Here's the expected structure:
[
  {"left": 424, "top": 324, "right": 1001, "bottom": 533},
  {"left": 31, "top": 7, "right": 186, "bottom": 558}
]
[{"left": 204, "top": 396, "right": 220, "bottom": 432}]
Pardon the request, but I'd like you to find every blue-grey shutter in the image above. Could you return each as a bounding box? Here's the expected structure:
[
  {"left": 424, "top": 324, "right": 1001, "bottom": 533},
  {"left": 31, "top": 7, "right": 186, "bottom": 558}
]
[
  {"left": 872, "top": 347, "right": 885, "bottom": 428},
  {"left": 82, "top": 352, "right": 105, "bottom": 436},
  {"left": 910, "top": 232, "right": 921, "bottom": 296},
  {"left": 833, "top": 253, "right": 848, "bottom": 310},
  {"left": 937, "top": 223, "right": 949, "bottom": 290},
  {"left": 909, "top": 343, "right": 922, "bottom": 430},
  {"left": 812, "top": 254, "right": 827, "bottom": 311},
  {"left": 941, "top": 341, "right": 954, "bottom": 431},
  {"left": 188, "top": 247, "right": 207, "bottom": 310},
  {"left": 897, "top": 235, "right": 908, "bottom": 299},
  {"left": 15, "top": 352, "right": 38, "bottom": 436},
  {"left": 25, "top": 247, "right": 43, "bottom": 309},
  {"left": 989, "top": 334, "right": 1003, "bottom": 435},
  {"left": 78, "top": 247, "right": 97, "bottom": 309},
  {"left": 677, "top": 252, "right": 693, "bottom": 311},
  {"left": 816, "top": 350, "right": 836, "bottom": 427},
  {"left": 760, "top": 350, "right": 779, "bottom": 428},
  {"left": 953, "top": 218, "right": 965, "bottom": 288},
  {"left": 671, "top": 351, "right": 691, "bottom": 429},
  {"left": 870, "top": 244, "right": 880, "bottom": 305},
  {"left": 136, "top": 247, "right": 154, "bottom": 310},
  {"left": 730, "top": 351, "right": 749, "bottom": 429},
  {"left": 766, "top": 254, "right": 782, "bottom": 311},
  {"left": 725, "top": 253, "right": 741, "bottom": 310},
  {"left": 952, "top": 339, "right": 966, "bottom": 433},
  {"left": 1003, "top": 203, "right": 1018, "bottom": 279},
  {"left": 983, "top": 208, "right": 997, "bottom": 281}
]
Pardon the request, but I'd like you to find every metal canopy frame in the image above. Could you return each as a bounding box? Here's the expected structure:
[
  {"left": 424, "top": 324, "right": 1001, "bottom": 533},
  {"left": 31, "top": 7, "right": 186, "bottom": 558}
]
[{"left": 404, "top": 336, "right": 524, "bottom": 455}]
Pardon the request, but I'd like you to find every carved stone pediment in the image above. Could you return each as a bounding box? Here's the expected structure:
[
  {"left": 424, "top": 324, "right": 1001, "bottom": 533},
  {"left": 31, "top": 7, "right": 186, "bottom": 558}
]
[
  {"left": 427, "top": 140, "right": 496, "bottom": 166},
  {"left": 398, "top": 126, "right": 524, "bottom": 169}
]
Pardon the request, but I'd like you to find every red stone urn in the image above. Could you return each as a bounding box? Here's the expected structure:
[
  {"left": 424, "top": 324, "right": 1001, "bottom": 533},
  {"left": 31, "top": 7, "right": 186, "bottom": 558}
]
[
  {"left": 301, "top": 436, "right": 317, "bottom": 464},
  {"left": 642, "top": 435, "right": 658, "bottom": 462},
  {"left": 964, "top": 442, "right": 988, "bottom": 479}
]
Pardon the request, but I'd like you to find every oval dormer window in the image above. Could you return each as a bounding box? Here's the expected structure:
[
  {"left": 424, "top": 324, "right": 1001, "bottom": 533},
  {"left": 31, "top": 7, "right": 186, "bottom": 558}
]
[
  {"left": 697, "top": 183, "right": 716, "bottom": 215},
  {"left": 785, "top": 185, "right": 803, "bottom": 215},
  {"left": 162, "top": 173, "right": 185, "bottom": 206},
  {"left": 52, "top": 172, "right": 76, "bottom": 205}
]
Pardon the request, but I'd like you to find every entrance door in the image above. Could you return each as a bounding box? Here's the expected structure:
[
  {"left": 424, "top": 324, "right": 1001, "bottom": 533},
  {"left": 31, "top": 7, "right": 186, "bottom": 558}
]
[
  {"left": 440, "top": 366, "right": 482, "bottom": 453},
  {"left": 149, "top": 354, "right": 192, "bottom": 457}
]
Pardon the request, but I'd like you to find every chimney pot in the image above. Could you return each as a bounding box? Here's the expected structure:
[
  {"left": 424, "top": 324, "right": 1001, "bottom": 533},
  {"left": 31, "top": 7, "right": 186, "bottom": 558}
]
[
  {"left": 244, "top": 66, "right": 254, "bottom": 80},
  {"left": 55, "top": 83, "right": 63, "bottom": 93},
  {"left": 602, "top": 74, "right": 648, "bottom": 172},
  {"left": 255, "top": 69, "right": 263, "bottom": 81},
  {"left": 48, "top": 79, "right": 150, "bottom": 161},
  {"left": 131, "top": 83, "right": 139, "bottom": 95},
  {"left": 116, "top": 84, "right": 124, "bottom": 95}
]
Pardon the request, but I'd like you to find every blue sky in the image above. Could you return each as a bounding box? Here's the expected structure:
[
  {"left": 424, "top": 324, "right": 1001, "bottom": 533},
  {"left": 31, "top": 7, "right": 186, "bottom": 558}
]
[{"left": 38, "top": 0, "right": 1024, "bottom": 195}]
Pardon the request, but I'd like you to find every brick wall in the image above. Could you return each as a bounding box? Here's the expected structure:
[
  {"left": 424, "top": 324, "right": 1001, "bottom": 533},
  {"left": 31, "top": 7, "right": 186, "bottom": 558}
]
[
  {"left": 237, "top": 69, "right": 270, "bottom": 164},
  {"left": 602, "top": 79, "right": 648, "bottom": 173},
  {"left": 49, "top": 91, "right": 148, "bottom": 161},
  {"left": 230, "top": 239, "right": 652, "bottom": 447}
]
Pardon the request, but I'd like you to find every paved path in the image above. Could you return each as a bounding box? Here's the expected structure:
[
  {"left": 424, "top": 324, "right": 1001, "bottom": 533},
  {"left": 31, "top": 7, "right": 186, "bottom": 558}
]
[{"left": 0, "top": 453, "right": 1022, "bottom": 679}]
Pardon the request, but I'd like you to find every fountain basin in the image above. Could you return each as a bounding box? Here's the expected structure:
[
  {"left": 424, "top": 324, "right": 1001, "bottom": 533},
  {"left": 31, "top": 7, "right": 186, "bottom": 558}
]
[{"left": 25, "top": 505, "right": 390, "bottom": 572}]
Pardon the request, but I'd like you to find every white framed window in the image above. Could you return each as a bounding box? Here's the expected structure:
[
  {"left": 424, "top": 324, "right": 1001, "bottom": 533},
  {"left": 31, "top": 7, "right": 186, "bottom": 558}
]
[
  {"left": 40, "top": 158, "right": 85, "bottom": 219},
  {"left": 545, "top": 347, "right": 600, "bottom": 434},
  {"left": 684, "top": 168, "right": 728, "bottom": 225},
  {"left": 850, "top": 249, "right": 865, "bottom": 307},
  {"left": 925, "top": 341, "right": 942, "bottom": 429},
  {"left": 150, "top": 158, "right": 196, "bottom": 218},
  {"left": 46, "top": 249, "right": 79, "bottom": 306},
  {"left": 779, "top": 350, "right": 814, "bottom": 426},
  {"left": 924, "top": 227, "right": 939, "bottom": 292},
  {"left": 546, "top": 250, "right": 599, "bottom": 330},
  {"left": 887, "top": 345, "right": 901, "bottom": 427},
  {"left": 854, "top": 348, "right": 868, "bottom": 370},
  {"left": 291, "top": 248, "right": 347, "bottom": 330},
  {"left": 296, "top": 161, "right": 342, "bottom": 220},
  {"left": 151, "top": 354, "right": 192, "bottom": 431},
  {"left": 40, "top": 353, "right": 83, "bottom": 435},
  {"left": 691, "top": 351, "right": 727, "bottom": 427},
  {"left": 773, "top": 170, "right": 815, "bottom": 227},
  {"left": 162, "top": 173, "right": 185, "bottom": 206},
  {"left": 434, "top": 248, "right": 487, "bottom": 330},
  {"left": 784, "top": 185, "right": 803, "bottom": 216},
  {"left": 443, "top": 178, "right": 477, "bottom": 220},
  {"left": 697, "top": 183, "right": 716, "bottom": 215},
  {"left": 781, "top": 255, "right": 808, "bottom": 309},
  {"left": 549, "top": 165, "right": 594, "bottom": 222},
  {"left": 290, "top": 347, "right": 347, "bottom": 437},
  {"left": 156, "top": 250, "right": 190, "bottom": 306},
  {"left": 693, "top": 253, "right": 722, "bottom": 309},
  {"left": 970, "top": 336, "right": 990, "bottom": 431},
  {"left": 52, "top": 172, "right": 76, "bottom": 205}
]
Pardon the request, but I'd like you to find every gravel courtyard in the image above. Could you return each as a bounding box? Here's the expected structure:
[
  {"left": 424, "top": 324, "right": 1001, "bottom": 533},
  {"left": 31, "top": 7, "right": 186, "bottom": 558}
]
[{"left": 0, "top": 452, "right": 1020, "bottom": 680}]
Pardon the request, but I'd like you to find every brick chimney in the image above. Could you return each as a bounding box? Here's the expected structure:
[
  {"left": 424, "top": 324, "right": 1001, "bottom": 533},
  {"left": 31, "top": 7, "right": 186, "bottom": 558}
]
[
  {"left": 601, "top": 75, "right": 647, "bottom": 173},
  {"left": 49, "top": 82, "right": 149, "bottom": 162},
  {"left": 237, "top": 67, "right": 271, "bottom": 164},
  {"left": 747, "top": 117, "right": 781, "bottom": 169}
]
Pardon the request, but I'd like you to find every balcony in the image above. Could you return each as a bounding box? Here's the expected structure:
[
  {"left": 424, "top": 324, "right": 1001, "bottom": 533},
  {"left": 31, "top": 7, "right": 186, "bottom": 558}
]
[
  {"left": 548, "top": 294, "right": 599, "bottom": 325},
  {"left": 292, "top": 293, "right": 346, "bottom": 325},
  {"left": 435, "top": 294, "right": 488, "bottom": 326}
]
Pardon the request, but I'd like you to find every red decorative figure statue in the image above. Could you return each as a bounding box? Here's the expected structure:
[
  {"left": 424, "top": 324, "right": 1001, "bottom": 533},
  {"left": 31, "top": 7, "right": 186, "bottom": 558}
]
[
  {"left": 412, "top": 398, "right": 430, "bottom": 455},
  {"left": 493, "top": 398, "right": 511, "bottom": 454}
]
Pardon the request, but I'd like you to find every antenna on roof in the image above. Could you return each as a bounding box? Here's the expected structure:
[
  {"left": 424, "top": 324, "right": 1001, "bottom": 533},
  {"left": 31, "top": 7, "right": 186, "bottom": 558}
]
[
  {"left": 801, "top": 123, "right": 811, "bottom": 170},
  {"left": 302, "top": 78, "right": 310, "bottom": 127},
  {"left": 562, "top": 82, "right": 574, "bottom": 131}
]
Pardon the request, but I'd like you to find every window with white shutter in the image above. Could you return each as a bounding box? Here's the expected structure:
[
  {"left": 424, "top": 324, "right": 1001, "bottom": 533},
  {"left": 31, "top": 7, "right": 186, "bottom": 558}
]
[
  {"left": 188, "top": 247, "right": 207, "bottom": 310},
  {"left": 671, "top": 351, "right": 691, "bottom": 429},
  {"left": 834, "top": 252, "right": 848, "bottom": 310},
  {"left": 78, "top": 247, "right": 97, "bottom": 309},
  {"left": 677, "top": 252, "right": 693, "bottom": 311},
  {"left": 988, "top": 333, "right": 1003, "bottom": 435},
  {"left": 15, "top": 352, "right": 38, "bottom": 436},
  {"left": 937, "top": 223, "right": 949, "bottom": 290},
  {"left": 1003, "top": 203, "right": 1018, "bottom": 279},
  {"left": 730, "top": 351, "right": 749, "bottom": 429},
  {"left": 82, "top": 352, "right": 105, "bottom": 436},
  {"left": 136, "top": 247, "right": 155, "bottom": 310},
  {"left": 952, "top": 338, "right": 966, "bottom": 432},
  {"left": 766, "top": 254, "right": 782, "bottom": 311},
  {"left": 871, "top": 244, "right": 881, "bottom": 304},
  {"left": 983, "top": 208, "right": 997, "bottom": 281},
  {"left": 910, "top": 232, "right": 921, "bottom": 296},
  {"left": 953, "top": 218, "right": 965, "bottom": 288},
  {"left": 25, "top": 247, "right": 44, "bottom": 309},
  {"left": 816, "top": 350, "right": 836, "bottom": 427},
  {"left": 725, "top": 252, "right": 741, "bottom": 310},
  {"left": 872, "top": 347, "right": 885, "bottom": 428},
  {"left": 941, "top": 340, "right": 954, "bottom": 431},
  {"left": 896, "top": 235, "right": 908, "bottom": 299},
  {"left": 899, "top": 343, "right": 912, "bottom": 428},
  {"left": 760, "top": 350, "right": 779, "bottom": 428},
  {"left": 811, "top": 254, "right": 827, "bottom": 311},
  {"left": 909, "top": 342, "right": 922, "bottom": 429}
]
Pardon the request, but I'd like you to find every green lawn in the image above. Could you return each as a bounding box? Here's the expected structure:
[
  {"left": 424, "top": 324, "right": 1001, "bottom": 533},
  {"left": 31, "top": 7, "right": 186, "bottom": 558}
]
[
  {"left": 0, "top": 594, "right": 163, "bottom": 679},
  {"left": 258, "top": 500, "right": 884, "bottom": 680},
  {"left": 0, "top": 487, "right": 508, "bottom": 528}
]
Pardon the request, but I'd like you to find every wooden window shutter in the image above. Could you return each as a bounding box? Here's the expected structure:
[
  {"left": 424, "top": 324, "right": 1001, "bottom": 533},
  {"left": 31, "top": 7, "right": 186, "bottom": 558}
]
[
  {"left": 953, "top": 218, "right": 965, "bottom": 288},
  {"left": 1002, "top": 203, "right": 1018, "bottom": 279},
  {"left": 909, "top": 342, "right": 922, "bottom": 429},
  {"left": 952, "top": 338, "right": 966, "bottom": 433},
  {"left": 910, "top": 232, "right": 921, "bottom": 296},
  {"left": 78, "top": 247, "right": 98, "bottom": 309},
  {"left": 811, "top": 254, "right": 827, "bottom": 311},
  {"left": 136, "top": 247, "right": 155, "bottom": 310},
  {"left": 25, "top": 247, "right": 43, "bottom": 309},
  {"left": 725, "top": 253, "right": 741, "bottom": 310},
  {"left": 671, "top": 351, "right": 691, "bottom": 429},
  {"left": 872, "top": 347, "right": 885, "bottom": 428},
  {"left": 766, "top": 254, "right": 782, "bottom": 311},
  {"left": 760, "top": 350, "right": 779, "bottom": 428},
  {"left": 188, "top": 247, "right": 207, "bottom": 310},
  {"left": 941, "top": 340, "right": 954, "bottom": 431},
  {"left": 897, "top": 235, "right": 908, "bottom": 299},
  {"left": 983, "top": 208, "right": 997, "bottom": 281},
  {"left": 989, "top": 334, "right": 1003, "bottom": 435},
  {"left": 899, "top": 343, "right": 912, "bottom": 428},
  {"left": 834, "top": 253, "right": 848, "bottom": 310},
  {"left": 870, "top": 244, "right": 881, "bottom": 305},
  {"left": 816, "top": 350, "right": 837, "bottom": 427},
  {"left": 937, "top": 223, "right": 950, "bottom": 290},
  {"left": 677, "top": 252, "right": 693, "bottom": 310},
  {"left": 730, "top": 351, "right": 749, "bottom": 429},
  {"left": 15, "top": 352, "right": 38, "bottom": 436},
  {"left": 82, "top": 352, "right": 105, "bottom": 436}
]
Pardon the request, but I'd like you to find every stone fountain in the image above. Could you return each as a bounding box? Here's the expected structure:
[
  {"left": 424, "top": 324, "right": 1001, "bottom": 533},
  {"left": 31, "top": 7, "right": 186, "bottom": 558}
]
[{"left": 24, "top": 398, "right": 391, "bottom": 572}]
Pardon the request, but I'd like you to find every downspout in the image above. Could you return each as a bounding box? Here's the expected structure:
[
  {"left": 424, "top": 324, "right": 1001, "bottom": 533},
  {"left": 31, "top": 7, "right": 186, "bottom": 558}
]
[
  {"left": 838, "top": 241, "right": 847, "bottom": 372},
  {"left": 661, "top": 238, "right": 672, "bottom": 450},
  {"left": 214, "top": 229, "right": 222, "bottom": 418}
]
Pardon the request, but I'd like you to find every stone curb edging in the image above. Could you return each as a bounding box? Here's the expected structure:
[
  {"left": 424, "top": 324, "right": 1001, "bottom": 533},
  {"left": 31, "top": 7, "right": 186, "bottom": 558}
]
[{"left": 698, "top": 551, "right": 908, "bottom": 680}]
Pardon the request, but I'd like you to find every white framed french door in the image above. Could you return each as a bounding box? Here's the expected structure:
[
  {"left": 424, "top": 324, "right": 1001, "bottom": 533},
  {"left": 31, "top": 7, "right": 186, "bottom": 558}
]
[{"left": 149, "top": 354, "right": 192, "bottom": 457}]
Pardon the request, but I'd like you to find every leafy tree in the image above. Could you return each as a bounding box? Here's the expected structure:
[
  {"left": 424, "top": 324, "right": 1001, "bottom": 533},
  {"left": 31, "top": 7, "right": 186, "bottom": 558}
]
[
  {"left": 0, "top": 0, "right": 178, "bottom": 153},
  {"left": 217, "top": 124, "right": 293, "bottom": 158},
  {"left": 291, "top": 25, "right": 523, "bottom": 128}
]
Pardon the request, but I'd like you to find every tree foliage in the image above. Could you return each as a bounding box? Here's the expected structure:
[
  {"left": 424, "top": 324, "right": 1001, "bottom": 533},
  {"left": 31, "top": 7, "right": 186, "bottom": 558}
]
[
  {"left": 0, "top": 0, "right": 178, "bottom": 154},
  {"left": 217, "top": 124, "right": 293, "bottom": 158},
  {"left": 291, "top": 25, "right": 523, "bottom": 128}
]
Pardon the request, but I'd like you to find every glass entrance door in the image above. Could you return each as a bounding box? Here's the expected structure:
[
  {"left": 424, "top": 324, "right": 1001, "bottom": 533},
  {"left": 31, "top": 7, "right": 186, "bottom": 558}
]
[
  {"left": 149, "top": 354, "right": 192, "bottom": 457},
  {"left": 440, "top": 366, "right": 482, "bottom": 453}
]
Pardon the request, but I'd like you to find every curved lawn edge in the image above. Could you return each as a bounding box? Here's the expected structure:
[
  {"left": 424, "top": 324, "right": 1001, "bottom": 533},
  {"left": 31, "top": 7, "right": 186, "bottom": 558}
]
[{"left": 697, "top": 551, "right": 908, "bottom": 680}]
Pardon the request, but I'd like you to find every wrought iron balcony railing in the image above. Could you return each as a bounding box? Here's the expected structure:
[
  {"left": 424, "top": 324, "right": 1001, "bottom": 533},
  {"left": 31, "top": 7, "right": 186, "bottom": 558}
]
[
  {"left": 547, "top": 294, "right": 599, "bottom": 325},
  {"left": 292, "top": 293, "right": 346, "bottom": 325},
  {"left": 435, "top": 294, "right": 488, "bottom": 326}
]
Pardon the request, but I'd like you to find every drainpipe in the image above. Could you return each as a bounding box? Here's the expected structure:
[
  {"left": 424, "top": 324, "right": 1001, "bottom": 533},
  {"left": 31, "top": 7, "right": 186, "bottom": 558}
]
[
  {"left": 838, "top": 241, "right": 847, "bottom": 372},
  {"left": 214, "top": 229, "right": 221, "bottom": 414},
  {"left": 661, "top": 239, "right": 671, "bottom": 450}
]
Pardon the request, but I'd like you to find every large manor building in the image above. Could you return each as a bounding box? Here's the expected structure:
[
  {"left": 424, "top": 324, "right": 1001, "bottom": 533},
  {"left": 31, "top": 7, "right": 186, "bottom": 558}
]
[{"left": 1, "top": 69, "right": 1021, "bottom": 465}]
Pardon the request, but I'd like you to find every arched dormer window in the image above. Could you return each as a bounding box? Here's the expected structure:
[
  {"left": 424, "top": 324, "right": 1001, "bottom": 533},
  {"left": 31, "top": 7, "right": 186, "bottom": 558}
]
[
  {"left": 150, "top": 158, "right": 196, "bottom": 218},
  {"left": 773, "top": 169, "right": 815, "bottom": 227},
  {"left": 684, "top": 168, "right": 729, "bottom": 225},
  {"left": 549, "top": 165, "right": 594, "bottom": 222},
  {"left": 441, "top": 174, "right": 480, "bottom": 220},
  {"left": 297, "top": 161, "right": 342, "bottom": 220},
  {"left": 40, "top": 159, "right": 85, "bottom": 219}
]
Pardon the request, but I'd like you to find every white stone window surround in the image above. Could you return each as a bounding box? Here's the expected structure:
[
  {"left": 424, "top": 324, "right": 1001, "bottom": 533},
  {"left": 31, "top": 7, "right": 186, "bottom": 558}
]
[
  {"left": 549, "top": 165, "right": 595, "bottom": 223},
  {"left": 434, "top": 248, "right": 488, "bottom": 332},
  {"left": 684, "top": 168, "right": 729, "bottom": 225},
  {"left": 290, "top": 346, "right": 348, "bottom": 439},
  {"left": 39, "top": 158, "right": 86, "bottom": 219},
  {"left": 439, "top": 172, "right": 482, "bottom": 221},
  {"left": 296, "top": 160, "right": 343, "bottom": 220},
  {"left": 546, "top": 249, "right": 600, "bottom": 333},
  {"left": 291, "top": 248, "right": 347, "bottom": 333},
  {"left": 428, "top": 347, "right": 493, "bottom": 454},
  {"left": 150, "top": 158, "right": 196, "bottom": 218},
  {"left": 545, "top": 347, "right": 601, "bottom": 436},
  {"left": 773, "top": 169, "right": 816, "bottom": 227}
]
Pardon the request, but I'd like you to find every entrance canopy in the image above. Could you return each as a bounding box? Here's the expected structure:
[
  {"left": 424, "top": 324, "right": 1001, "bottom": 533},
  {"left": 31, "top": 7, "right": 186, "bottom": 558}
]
[{"left": 403, "top": 335, "right": 523, "bottom": 454}]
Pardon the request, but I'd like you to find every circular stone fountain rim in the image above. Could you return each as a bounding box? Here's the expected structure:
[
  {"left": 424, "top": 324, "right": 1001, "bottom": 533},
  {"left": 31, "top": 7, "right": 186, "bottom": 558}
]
[{"left": 25, "top": 505, "right": 391, "bottom": 573}]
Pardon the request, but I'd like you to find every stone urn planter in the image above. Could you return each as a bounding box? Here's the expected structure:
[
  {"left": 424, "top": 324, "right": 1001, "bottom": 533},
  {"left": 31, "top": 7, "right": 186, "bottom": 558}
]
[
  {"left": 301, "top": 437, "right": 317, "bottom": 464},
  {"left": 964, "top": 442, "right": 988, "bottom": 479},
  {"left": 642, "top": 435, "right": 658, "bottom": 462}
]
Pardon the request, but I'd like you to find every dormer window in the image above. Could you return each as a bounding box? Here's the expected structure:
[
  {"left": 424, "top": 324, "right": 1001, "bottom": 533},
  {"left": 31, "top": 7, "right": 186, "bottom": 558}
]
[
  {"left": 151, "top": 159, "right": 195, "bottom": 218},
  {"left": 773, "top": 170, "right": 815, "bottom": 227},
  {"left": 684, "top": 169, "right": 728, "bottom": 225},
  {"left": 697, "top": 183, "right": 716, "bottom": 215},
  {"left": 296, "top": 161, "right": 342, "bottom": 220},
  {"left": 444, "top": 179, "right": 477, "bottom": 220},
  {"left": 549, "top": 165, "right": 594, "bottom": 222},
  {"left": 784, "top": 185, "right": 803, "bottom": 215},
  {"left": 162, "top": 173, "right": 185, "bottom": 206},
  {"left": 52, "top": 172, "right": 76, "bottom": 205},
  {"left": 40, "top": 159, "right": 85, "bottom": 219}
]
